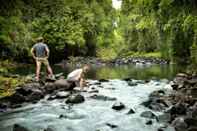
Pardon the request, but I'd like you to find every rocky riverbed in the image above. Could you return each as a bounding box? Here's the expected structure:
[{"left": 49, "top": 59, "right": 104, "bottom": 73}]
[
  {"left": 142, "top": 73, "right": 197, "bottom": 131},
  {"left": 0, "top": 78, "right": 175, "bottom": 131},
  {"left": 58, "top": 57, "right": 168, "bottom": 67},
  {"left": 0, "top": 72, "right": 196, "bottom": 131}
]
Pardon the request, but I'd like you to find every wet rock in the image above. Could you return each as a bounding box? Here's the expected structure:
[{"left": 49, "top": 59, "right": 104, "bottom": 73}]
[
  {"left": 106, "top": 123, "right": 118, "bottom": 128},
  {"left": 157, "top": 113, "right": 171, "bottom": 123},
  {"left": 176, "top": 73, "right": 188, "bottom": 78},
  {"left": 184, "top": 117, "right": 197, "bottom": 127},
  {"left": 44, "top": 127, "right": 55, "bottom": 131},
  {"left": 10, "top": 104, "right": 23, "bottom": 108},
  {"left": 112, "top": 102, "right": 125, "bottom": 111},
  {"left": 171, "top": 117, "right": 188, "bottom": 131},
  {"left": 9, "top": 93, "right": 26, "bottom": 104},
  {"left": 127, "top": 108, "right": 135, "bottom": 114},
  {"left": 88, "top": 89, "right": 99, "bottom": 93},
  {"left": 90, "top": 94, "right": 117, "bottom": 101},
  {"left": 0, "top": 102, "right": 9, "bottom": 110},
  {"left": 15, "top": 83, "right": 41, "bottom": 95},
  {"left": 26, "top": 89, "right": 44, "bottom": 102},
  {"left": 169, "top": 103, "right": 187, "bottom": 115},
  {"left": 140, "top": 111, "right": 157, "bottom": 119},
  {"left": 54, "top": 72, "right": 64, "bottom": 79},
  {"left": 187, "top": 127, "right": 197, "bottom": 131},
  {"left": 157, "top": 128, "right": 164, "bottom": 131},
  {"left": 146, "top": 120, "right": 153, "bottom": 125},
  {"left": 190, "top": 106, "right": 197, "bottom": 118},
  {"left": 127, "top": 81, "right": 138, "bottom": 86},
  {"left": 98, "top": 79, "right": 109, "bottom": 82},
  {"left": 59, "top": 114, "right": 67, "bottom": 119},
  {"left": 47, "top": 95, "right": 56, "bottom": 100},
  {"left": 141, "top": 97, "right": 171, "bottom": 111},
  {"left": 93, "top": 82, "right": 101, "bottom": 85},
  {"left": 56, "top": 91, "right": 70, "bottom": 99},
  {"left": 66, "top": 94, "right": 85, "bottom": 104},
  {"left": 13, "top": 124, "right": 30, "bottom": 131},
  {"left": 150, "top": 90, "right": 165, "bottom": 97},
  {"left": 123, "top": 78, "right": 132, "bottom": 81},
  {"left": 54, "top": 79, "right": 74, "bottom": 91}
]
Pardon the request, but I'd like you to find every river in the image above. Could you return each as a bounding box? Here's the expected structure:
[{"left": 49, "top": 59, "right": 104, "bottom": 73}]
[{"left": 0, "top": 64, "right": 185, "bottom": 131}]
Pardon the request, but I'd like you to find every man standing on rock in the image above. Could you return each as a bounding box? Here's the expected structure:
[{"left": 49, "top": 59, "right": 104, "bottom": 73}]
[
  {"left": 67, "top": 65, "right": 90, "bottom": 90},
  {"left": 31, "top": 37, "right": 54, "bottom": 81}
]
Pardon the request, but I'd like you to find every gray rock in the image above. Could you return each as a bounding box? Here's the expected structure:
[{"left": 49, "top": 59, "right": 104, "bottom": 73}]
[
  {"left": 106, "top": 123, "right": 118, "bottom": 128},
  {"left": 13, "top": 124, "right": 30, "bottom": 131},
  {"left": 54, "top": 79, "right": 74, "bottom": 90},
  {"left": 146, "top": 120, "right": 153, "bottom": 125},
  {"left": 187, "top": 127, "right": 197, "bottom": 131},
  {"left": 112, "top": 102, "right": 125, "bottom": 111},
  {"left": 90, "top": 94, "right": 116, "bottom": 101},
  {"left": 98, "top": 79, "right": 109, "bottom": 82},
  {"left": 56, "top": 91, "right": 70, "bottom": 99},
  {"left": 66, "top": 94, "right": 85, "bottom": 104},
  {"left": 140, "top": 111, "right": 157, "bottom": 119},
  {"left": 157, "top": 113, "right": 171, "bottom": 123},
  {"left": 127, "top": 108, "right": 135, "bottom": 114},
  {"left": 170, "top": 103, "right": 187, "bottom": 115},
  {"left": 127, "top": 81, "right": 138, "bottom": 86},
  {"left": 184, "top": 117, "right": 197, "bottom": 127},
  {"left": 171, "top": 117, "right": 188, "bottom": 131}
]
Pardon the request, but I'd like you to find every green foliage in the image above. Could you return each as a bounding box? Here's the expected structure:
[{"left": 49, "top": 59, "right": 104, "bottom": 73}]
[
  {"left": 120, "top": 0, "right": 197, "bottom": 63},
  {"left": 0, "top": 0, "right": 115, "bottom": 62}
]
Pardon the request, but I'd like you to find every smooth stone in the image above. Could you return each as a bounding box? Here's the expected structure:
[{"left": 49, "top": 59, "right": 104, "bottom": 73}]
[
  {"left": 13, "top": 124, "right": 30, "bottom": 131},
  {"left": 90, "top": 94, "right": 117, "bottom": 101},
  {"left": 98, "top": 79, "right": 109, "bottom": 82},
  {"left": 56, "top": 91, "right": 70, "bottom": 99},
  {"left": 112, "top": 102, "right": 125, "bottom": 111},
  {"left": 184, "top": 117, "right": 197, "bottom": 127},
  {"left": 106, "top": 123, "right": 118, "bottom": 128},
  {"left": 187, "top": 127, "right": 197, "bottom": 131},
  {"left": 171, "top": 117, "right": 188, "bottom": 131},
  {"left": 127, "top": 81, "right": 138, "bottom": 86},
  {"left": 127, "top": 109, "right": 135, "bottom": 114},
  {"left": 66, "top": 94, "right": 85, "bottom": 104},
  {"left": 157, "top": 113, "right": 171, "bottom": 123},
  {"left": 146, "top": 120, "right": 153, "bottom": 125},
  {"left": 140, "top": 111, "right": 157, "bottom": 119}
]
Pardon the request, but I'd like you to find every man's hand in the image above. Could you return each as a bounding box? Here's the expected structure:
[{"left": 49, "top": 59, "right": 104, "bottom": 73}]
[{"left": 31, "top": 48, "right": 37, "bottom": 60}]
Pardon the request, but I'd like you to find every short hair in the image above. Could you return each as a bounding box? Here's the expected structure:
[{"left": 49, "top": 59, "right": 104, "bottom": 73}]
[
  {"left": 82, "top": 64, "right": 90, "bottom": 70},
  {"left": 36, "top": 37, "right": 44, "bottom": 42}
]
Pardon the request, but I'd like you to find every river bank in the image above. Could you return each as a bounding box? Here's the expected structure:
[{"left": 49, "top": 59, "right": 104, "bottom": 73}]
[
  {"left": 58, "top": 57, "right": 169, "bottom": 67},
  {"left": 142, "top": 73, "right": 197, "bottom": 131}
]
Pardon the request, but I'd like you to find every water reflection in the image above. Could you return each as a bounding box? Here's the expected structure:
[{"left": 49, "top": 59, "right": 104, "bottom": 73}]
[{"left": 8, "top": 64, "right": 186, "bottom": 80}]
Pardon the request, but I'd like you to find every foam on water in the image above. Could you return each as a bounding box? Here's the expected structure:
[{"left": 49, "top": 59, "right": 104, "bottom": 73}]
[{"left": 0, "top": 80, "right": 174, "bottom": 131}]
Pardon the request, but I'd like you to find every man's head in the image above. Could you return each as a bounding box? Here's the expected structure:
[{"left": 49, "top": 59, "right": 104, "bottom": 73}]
[
  {"left": 36, "top": 37, "right": 44, "bottom": 43},
  {"left": 82, "top": 65, "right": 90, "bottom": 73}
]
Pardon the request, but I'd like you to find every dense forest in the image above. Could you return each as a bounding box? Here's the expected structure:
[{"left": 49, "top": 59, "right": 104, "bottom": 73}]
[
  {"left": 0, "top": 0, "right": 197, "bottom": 65},
  {"left": 0, "top": 0, "right": 115, "bottom": 62}
]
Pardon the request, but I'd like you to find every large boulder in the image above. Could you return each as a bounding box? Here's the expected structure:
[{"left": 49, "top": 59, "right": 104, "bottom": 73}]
[{"left": 54, "top": 79, "right": 75, "bottom": 91}]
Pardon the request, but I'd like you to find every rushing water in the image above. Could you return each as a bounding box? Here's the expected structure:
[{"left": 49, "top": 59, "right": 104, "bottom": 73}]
[
  {"left": 0, "top": 79, "right": 174, "bottom": 131},
  {"left": 0, "top": 64, "right": 184, "bottom": 131}
]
